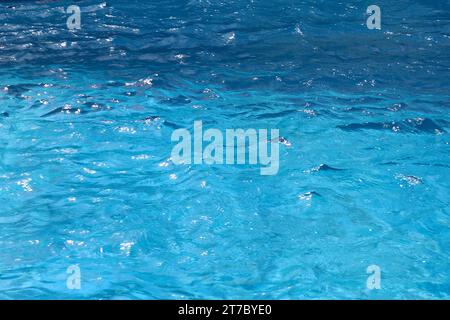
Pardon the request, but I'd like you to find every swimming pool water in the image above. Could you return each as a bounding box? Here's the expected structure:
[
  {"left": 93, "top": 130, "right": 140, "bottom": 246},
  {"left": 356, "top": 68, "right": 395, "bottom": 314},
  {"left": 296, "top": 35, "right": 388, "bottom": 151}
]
[{"left": 0, "top": 0, "right": 449, "bottom": 299}]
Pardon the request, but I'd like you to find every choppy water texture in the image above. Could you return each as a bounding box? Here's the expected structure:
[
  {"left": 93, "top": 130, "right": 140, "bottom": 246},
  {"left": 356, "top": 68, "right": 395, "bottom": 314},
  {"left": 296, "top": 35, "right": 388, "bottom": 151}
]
[{"left": 0, "top": 0, "right": 450, "bottom": 299}]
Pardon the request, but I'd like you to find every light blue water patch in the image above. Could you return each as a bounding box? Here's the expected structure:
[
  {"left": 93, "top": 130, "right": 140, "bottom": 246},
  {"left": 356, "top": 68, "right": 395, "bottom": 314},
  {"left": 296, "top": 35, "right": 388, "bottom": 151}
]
[{"left": 0, "top": 0, "right": 449, "bottom": 299}]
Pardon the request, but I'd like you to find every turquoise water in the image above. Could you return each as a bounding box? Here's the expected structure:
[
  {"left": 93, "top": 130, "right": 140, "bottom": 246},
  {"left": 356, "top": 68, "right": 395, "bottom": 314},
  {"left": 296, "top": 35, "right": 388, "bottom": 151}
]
[{"left": 0, "top": 0, "right": 449, "bottom": 299}]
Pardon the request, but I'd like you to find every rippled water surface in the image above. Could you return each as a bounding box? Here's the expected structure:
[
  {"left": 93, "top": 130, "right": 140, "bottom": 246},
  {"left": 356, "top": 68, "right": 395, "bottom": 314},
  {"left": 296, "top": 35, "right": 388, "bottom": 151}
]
[{"left": 0, "top": 0, "right": 450, "bottom": 299}]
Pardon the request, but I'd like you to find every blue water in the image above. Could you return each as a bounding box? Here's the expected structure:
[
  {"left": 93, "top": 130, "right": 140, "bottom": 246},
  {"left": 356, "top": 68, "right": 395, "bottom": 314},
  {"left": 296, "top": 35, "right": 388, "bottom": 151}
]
[{"left": 0, "top": 0, "right": 449, "bottom": 299}]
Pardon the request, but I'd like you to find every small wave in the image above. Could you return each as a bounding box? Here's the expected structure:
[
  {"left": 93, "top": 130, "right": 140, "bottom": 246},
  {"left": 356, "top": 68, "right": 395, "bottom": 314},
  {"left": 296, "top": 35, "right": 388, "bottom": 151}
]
[
  {"left": 304, "top": 164, "right": 344, "bottom": 173},
  {"left": 337, "top": 118, "right": 446, "bottom": 134}
]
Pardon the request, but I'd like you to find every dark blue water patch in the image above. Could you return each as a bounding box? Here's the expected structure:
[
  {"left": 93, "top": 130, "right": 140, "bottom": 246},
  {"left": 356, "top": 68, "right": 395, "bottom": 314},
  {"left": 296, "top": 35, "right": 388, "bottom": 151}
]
[
  {"left": 40, "top": 101, "right": 112, "bottom": 117},
  {"left": 3, "top": 83, "right": 38, "bottom": 98},
  {"left": 338, "top": 122, "right": 391, "bottom": 131},
  {"left": 380, "top": 161, "right": 400, "bottom": 166},
  {"left": 141, "top": 116, "right": 182, "bottom": 129},
  {"left": 316, "top": 164, "right": 343, "bottom": 171},
  {"left": 0, "top": 0, "right": 449, "bottom": 94},
  {"left": 40, "top": 107, "right": 75, "bottom": 117},
  {"left": 255, "top": 109, "right": 298, "bottom": 119},
  {"left": 306, "top": 164, "right": 344, "bottom": 173},
  {"left": 158, "top": 95, "right": 192, "bottom": 106},
  {"left": 337, "top": 118, "right": 446, "bottom": 134},
  {"left": 343, "top": 102, "right": 409, "bottom": 114},
  {"left": 304, "top": 191, "right": 322, "bottom": 197}
]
